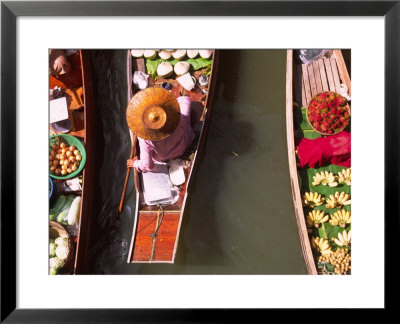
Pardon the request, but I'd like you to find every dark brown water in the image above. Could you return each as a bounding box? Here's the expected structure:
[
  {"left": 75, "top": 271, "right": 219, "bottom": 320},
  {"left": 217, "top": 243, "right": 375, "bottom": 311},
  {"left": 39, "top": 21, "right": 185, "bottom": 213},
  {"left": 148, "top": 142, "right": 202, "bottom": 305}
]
[{"left": 86, "top": 49, "right": 308, "bottom": 274}]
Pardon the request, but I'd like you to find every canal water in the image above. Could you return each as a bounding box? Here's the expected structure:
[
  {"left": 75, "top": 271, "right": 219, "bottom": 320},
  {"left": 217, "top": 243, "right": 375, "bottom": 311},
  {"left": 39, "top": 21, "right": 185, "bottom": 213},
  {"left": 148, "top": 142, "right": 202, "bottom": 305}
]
[{"left": 86, "top": 49, "right": 308, "bottom": 274}]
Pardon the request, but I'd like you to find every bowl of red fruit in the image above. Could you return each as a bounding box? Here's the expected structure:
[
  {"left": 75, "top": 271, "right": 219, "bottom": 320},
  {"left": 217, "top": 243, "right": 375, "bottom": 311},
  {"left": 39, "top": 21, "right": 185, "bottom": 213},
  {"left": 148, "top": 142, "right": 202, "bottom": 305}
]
[{"left": 306, "top": 91, "right": 351, "bottom": 136}]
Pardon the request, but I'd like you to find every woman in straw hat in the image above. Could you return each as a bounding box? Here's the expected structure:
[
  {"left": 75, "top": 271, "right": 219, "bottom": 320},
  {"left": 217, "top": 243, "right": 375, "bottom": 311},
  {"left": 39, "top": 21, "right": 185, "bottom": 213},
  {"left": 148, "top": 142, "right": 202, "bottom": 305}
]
[{"left": 126, "top": 87, "right": 195, "bottom": 172}]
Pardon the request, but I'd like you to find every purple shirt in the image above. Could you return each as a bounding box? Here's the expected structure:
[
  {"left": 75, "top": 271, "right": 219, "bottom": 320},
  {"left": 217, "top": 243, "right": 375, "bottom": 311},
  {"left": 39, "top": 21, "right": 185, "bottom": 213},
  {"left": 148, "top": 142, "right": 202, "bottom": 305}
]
[{"left": 133, "top": 96, "right": 194, "bottom": 172}]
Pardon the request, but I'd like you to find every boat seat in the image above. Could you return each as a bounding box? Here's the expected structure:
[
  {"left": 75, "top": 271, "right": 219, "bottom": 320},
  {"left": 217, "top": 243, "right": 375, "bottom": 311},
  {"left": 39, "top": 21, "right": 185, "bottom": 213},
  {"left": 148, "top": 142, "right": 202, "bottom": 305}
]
[{"left": 293, "top": 54, "right": 346, "bottom": 107}]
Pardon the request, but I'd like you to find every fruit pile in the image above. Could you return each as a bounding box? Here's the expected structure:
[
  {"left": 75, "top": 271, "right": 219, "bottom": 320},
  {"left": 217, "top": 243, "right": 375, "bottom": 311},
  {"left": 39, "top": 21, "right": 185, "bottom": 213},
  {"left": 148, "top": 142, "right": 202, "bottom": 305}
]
[
  {"left": 312, "top": 168, "right": 351, "bottom": 187},
  {"left": 307, "top": 91, "right": 350, "bottom": 135},
  {"left": 49, "top": 141, "right": 82, "bottom": 176},
  {"left": 302, "top": 167, "right": 352, "bottom": 275},
  {"left": 303, "top": 190, "right": 351, "bottom": 209},
  {"left": 318, "top": 248, "right": 351, "bottom": 275}
]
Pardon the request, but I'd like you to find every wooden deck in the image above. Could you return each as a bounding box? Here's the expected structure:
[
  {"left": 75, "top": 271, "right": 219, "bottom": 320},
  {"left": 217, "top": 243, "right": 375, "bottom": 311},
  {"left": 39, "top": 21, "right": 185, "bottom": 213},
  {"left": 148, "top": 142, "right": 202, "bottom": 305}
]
[{"left": 293, "top": 50, "right": 351, "bottom": 107}]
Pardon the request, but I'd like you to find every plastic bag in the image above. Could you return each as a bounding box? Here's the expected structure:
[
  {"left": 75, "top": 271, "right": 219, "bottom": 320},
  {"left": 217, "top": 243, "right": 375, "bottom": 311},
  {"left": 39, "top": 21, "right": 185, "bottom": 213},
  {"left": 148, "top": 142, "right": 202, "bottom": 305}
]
[
  {"left": 295, "top": 49, "right": 329, "bottom": 64},
  {"left": 133, "top": 71, "right": 149, "bottom": 89},
  {"left": 296, "top": 131, "right": 351, "bottom": 168}
]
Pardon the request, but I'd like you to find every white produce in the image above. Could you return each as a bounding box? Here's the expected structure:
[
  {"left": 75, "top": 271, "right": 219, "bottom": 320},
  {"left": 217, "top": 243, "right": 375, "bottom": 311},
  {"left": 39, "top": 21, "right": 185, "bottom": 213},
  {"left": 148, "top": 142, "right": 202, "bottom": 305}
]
[
  {"left": 157, "top": 62, "right": 173, "bottom": 78},
  {"left": 199, "top": 50, "right": 213, "bottom": 59},
  {"left": 158, "top": 50, "right": 172, "bottom": 60},
  {"left": 131, "top": 50, "right": 144, "bottom": 57},
  {"left": 172, "top": 49, "right": 187, "bottom": 60},
  {"left": 187, "top": 50, "right": 199, "bottom": 58},
  {"left": 144, "top": 50, "right": 157, "bottom": 59},
  {"left": 174, "top": 61, "right": 190, "bottom": 76}
]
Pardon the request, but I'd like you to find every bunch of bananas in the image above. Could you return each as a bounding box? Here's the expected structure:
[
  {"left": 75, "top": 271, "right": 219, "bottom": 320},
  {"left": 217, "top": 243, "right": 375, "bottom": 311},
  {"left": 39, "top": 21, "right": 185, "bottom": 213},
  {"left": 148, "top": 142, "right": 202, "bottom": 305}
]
[
  {"left": 338, "top": 168, "right": 351, "bottom": 186},
  {"left": 333, "top": 229, "right": 351, "bottom": 247},
  {"left": 306, "top": 210, "right": 329, "bottom": 228},
  {"left": 329, "top": 210, "right": 351, "bottom": 228},
  {"left": 312, "top": 171, "right": 338, "bottom": 187},
  {"left": 311, "top": 236, "right": 332, "bottom": 255},
  {"left": 303, "top": 192, "right": 325, "bottom": 208},
  {"left": 326, "top": 191, "right": 351, "bottom": 208},
  {"left": 318, "top": 248, "right": 351, "bottom": 275}
]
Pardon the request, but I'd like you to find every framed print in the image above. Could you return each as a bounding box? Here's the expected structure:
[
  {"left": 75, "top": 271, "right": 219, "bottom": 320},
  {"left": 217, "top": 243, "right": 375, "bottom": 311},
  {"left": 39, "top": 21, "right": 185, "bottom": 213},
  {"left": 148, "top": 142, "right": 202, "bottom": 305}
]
[{"left": 1, "top": 0, "right": 397, "bottom": 321}]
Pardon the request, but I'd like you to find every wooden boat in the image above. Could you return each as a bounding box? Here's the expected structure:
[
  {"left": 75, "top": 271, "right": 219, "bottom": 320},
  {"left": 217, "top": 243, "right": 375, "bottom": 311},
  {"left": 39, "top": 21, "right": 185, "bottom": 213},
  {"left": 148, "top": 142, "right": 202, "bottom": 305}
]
[
  {"left": 49, "top": 49, "right": 94, "bottom": 274},
  {"left": 124, "top": 50, "right": 219, "bottom": 263},
  {"left": 286, "top": 49, "right": 351, "bottom": 274}
]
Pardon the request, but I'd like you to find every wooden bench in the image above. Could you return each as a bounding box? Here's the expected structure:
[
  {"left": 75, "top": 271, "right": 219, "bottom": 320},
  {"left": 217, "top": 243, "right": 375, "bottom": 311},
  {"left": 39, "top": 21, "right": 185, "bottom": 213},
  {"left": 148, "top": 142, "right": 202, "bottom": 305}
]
[{"left": 293, "top": 50, "right": 351, "bottom": 107}]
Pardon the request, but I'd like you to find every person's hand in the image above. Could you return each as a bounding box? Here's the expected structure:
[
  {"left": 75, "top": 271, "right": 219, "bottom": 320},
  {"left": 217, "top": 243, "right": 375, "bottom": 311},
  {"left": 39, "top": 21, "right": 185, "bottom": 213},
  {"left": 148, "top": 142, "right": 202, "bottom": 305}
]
[{"left": 126, "top": 157, "right": 138, "bottom": 168}]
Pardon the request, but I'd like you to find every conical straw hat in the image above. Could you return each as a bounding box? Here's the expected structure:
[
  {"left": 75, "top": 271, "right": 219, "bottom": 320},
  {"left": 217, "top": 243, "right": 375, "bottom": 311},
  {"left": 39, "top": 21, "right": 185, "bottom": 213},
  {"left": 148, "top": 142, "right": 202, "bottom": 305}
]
[{"left": 126, "top": 87, "right": 181, "bottom": 141}]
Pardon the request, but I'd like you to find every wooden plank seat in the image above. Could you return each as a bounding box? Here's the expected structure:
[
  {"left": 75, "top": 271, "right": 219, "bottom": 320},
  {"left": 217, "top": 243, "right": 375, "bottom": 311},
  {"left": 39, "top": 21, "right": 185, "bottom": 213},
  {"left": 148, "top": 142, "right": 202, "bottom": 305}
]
[{"left": 293, "top": 51, "right": 350, "bottom": 108}]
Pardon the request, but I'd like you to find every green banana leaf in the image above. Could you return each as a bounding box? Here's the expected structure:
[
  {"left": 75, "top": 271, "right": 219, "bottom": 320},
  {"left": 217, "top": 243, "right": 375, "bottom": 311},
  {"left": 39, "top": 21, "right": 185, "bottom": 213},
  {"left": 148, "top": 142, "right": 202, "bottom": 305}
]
[
  {"left": 295, "top": 105, "right": 352, "bottom": 256},
  {"left": 145, "top": 57, "right": 213, "bottom": 80},
  {"left": 315, "top": 222, "right": 351, "bottom": 252}
]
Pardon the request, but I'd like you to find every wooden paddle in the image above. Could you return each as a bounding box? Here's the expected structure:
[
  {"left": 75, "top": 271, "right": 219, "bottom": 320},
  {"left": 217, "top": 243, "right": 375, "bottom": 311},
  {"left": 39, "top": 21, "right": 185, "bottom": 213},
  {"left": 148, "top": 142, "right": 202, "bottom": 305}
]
[{"left": 118, "top": 135, "right": 137, "bottom": 215}]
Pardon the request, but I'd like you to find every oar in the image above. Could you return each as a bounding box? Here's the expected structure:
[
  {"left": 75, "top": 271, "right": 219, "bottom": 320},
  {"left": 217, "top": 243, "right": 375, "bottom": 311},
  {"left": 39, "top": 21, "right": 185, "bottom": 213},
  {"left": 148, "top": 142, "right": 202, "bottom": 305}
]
[{"left": 118, "top": 135, "right": 137, "bottom": 215}]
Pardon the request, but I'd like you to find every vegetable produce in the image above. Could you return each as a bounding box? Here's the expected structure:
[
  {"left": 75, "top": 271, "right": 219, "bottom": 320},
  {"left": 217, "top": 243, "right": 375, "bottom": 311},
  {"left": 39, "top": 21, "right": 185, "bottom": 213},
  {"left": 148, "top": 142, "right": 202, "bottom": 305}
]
[
  {"left": 338, "top": 168, "right": 351, "bottom": 185},
  {"left": 49, "top": 257, "right": 64, "bottom": 270},
  {"left": 329, "top": 210, "right": 351, "bottom": 228},
  {"left": 187, "top": 50, "right": 199, "bottom": 58},
  {"left": 157, "top": 62, "right": 173, "bottom": 78},
  {"left": 174, "top": 61, "right": 190, "bottom": 76},
  {"left": 199, "top": 50, "right": 213, "bottom": 59},
  {"left": 67, "top": 196, "right": 81, "bottom": 225},
  {"left": 49, "top": 232, "right": 69, "bottom": 275},
  {"left": 333, "top": 230, "right": 351, "bottom": 247},
  {"left": 57, "top": 210, "right": 68, "bottom": 225},
  {"left": 311, "top": 236, "right": 332, "bottom": 255},
  {"left": 158, "top": 50, "right": 172, "bottom": 60},
  {"left": 312, "top": 171, "right": 338, "bottom": 187},
  {"left": 56, "top": 244, "right": 69, "bottom": 260},
  {"left": 131, "top": 49, "right": 144, "bottom": 57},
  {"left": 50, "top": 195, "right": 66, "bottom": 215},
  {"left": 55, "top": 236, "right": 68, "bottom": 246},
  {"left": 306, "top": 210, "right": 329, "bottom": 228},
  {"left": 49, "top": 242, "right": 57, "bottom": 257},
  {"left": 326, "top": 191, "right": 351, "bottom": 209},
  {"left": 143, "top": 50, "right": 157, "bottom": 59},
  {"left": 49, "top": 138, "right": 83, "bottom": 177},
  {"left": 172, "top": 49, "right": 186, "bottom": 60},
  {"left": 302, "top": 191, "right": 325, "bottom": 208}
]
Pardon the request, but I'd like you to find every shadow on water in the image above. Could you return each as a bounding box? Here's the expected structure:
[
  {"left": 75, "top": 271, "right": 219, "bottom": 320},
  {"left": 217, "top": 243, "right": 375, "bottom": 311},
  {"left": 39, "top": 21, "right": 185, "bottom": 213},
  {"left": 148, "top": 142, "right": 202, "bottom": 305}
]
[
  {"left": 176, "top": 61, "right": 255, "bottom": 267},
  {"left": 86, "top": 50, "right": 133, "bottom": 273}
]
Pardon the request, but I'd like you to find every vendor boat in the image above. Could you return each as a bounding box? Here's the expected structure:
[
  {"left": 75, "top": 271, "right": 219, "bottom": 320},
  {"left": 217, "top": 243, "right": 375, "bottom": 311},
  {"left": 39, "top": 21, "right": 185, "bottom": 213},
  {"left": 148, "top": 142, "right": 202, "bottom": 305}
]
[
  {"left": 123, "top": 49, "right": 219, "bottom": 263},
  {"left": 49, "top": 49, "right": 94, "bottom": 274},
  {"left": 286, "top": 49, "right": 352, "bottom": 275}
]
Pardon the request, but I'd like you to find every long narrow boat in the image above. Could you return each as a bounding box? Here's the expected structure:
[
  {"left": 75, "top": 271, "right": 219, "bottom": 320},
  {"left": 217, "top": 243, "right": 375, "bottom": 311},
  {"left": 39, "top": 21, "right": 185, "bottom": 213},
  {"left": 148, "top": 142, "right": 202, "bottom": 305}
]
[
  {"left": 124, "top": 49, "right": 219, "bottom": 263},
  {"left": 49, "top": 49, "right": 94, "bottom": 274},
  {"left": 286, "top": 49, "right": 352, "bottom": 275}
]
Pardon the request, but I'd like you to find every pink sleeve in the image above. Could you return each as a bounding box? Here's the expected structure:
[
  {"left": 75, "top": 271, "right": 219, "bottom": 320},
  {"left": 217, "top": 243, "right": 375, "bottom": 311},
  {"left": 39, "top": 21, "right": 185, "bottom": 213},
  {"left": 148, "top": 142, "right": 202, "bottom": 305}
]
[
  {"left": 177, "top": 96, "right": 191, "bottom": 117},
  {"left": 133, "top": 138, "right": 154, "bottom": 172}
]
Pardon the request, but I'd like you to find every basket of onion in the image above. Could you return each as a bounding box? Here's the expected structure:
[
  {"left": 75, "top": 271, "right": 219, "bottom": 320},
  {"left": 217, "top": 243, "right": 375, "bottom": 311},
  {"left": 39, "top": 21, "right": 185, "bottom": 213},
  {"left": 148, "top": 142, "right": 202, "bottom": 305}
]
[
  {"left": 306, "top": 91, "right": 351, "bottom": 136},
  {"left": 49, "top": 134, "right": 86, "bottom": 179}
]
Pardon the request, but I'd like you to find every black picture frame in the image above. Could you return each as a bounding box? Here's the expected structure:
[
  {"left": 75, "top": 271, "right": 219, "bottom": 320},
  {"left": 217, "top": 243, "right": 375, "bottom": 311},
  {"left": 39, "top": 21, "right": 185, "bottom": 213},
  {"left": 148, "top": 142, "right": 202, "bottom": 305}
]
[{"left": 1, "top": 0, "right": 397, "bottom": 321}]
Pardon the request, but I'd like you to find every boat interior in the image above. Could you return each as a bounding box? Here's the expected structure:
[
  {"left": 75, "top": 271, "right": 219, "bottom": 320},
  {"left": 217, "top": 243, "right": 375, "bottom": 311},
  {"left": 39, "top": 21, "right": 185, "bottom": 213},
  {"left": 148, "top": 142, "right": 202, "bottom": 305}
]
[
  {"left": 292, "top": 49, "right": 351, "bottom": 108},
  {"left": 127, "top": 52, "right": 217, "bottom": 263}
]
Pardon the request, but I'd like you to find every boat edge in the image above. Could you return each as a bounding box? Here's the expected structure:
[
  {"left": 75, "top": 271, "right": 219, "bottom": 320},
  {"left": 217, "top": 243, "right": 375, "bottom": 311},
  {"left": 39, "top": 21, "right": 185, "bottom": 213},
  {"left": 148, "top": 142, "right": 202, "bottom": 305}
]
[{"left": 285, "top": 49, "right": 318, "bottom": 275}]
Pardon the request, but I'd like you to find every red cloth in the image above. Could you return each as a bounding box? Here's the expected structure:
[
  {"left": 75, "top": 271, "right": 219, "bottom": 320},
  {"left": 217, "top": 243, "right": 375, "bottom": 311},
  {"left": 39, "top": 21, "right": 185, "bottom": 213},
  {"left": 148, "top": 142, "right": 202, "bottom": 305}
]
[{"left": 296, "top": 131, "right": 351, "bottom": 168}]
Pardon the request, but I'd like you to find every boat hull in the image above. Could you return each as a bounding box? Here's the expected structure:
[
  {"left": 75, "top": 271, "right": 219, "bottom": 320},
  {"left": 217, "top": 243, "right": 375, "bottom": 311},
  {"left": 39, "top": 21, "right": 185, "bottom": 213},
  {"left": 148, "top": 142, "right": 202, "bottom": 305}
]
[
  {"left": 125, "top": 50, "right": 219, "bottom": 263},
  {"left": 286, "top": 49, "right": 351, "bottom": 274}
]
